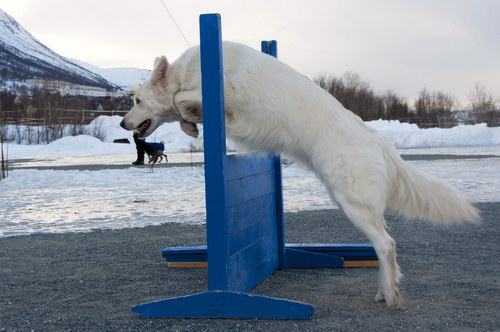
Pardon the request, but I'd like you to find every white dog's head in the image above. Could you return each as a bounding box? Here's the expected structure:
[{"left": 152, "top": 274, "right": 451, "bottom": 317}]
[{"left": 120, "top": 56, "right": 182, "bottom": 138}]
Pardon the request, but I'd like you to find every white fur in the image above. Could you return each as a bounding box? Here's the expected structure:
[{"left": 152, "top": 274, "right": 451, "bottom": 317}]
[{"left": 121, "top": 41, "right": 480, "bottom": 309}]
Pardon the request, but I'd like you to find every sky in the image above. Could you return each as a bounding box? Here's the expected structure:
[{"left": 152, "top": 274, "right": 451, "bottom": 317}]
[{"left": 2, "top": 0, "right": 499, "bottom": 106}]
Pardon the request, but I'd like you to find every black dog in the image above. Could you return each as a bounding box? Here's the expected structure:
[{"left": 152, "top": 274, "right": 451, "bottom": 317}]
[{"left": 143, "top": 142, "right": 168, "bottom": 164}]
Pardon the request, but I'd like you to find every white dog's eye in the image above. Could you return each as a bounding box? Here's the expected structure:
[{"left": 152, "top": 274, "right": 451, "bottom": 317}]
[{"left": 136, "top": 98, "right": 142, "bottom": 104}]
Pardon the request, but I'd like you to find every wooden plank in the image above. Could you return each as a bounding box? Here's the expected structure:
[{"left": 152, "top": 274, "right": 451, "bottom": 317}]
[
  {"left": 286, "top": 248, "right": 344, "bottom": 268},
  {"left": 228, "top": 236, "right": 278, "bottom": 279},
  {"left": 226, "top": 171, "right": 275, "bottom": 207},
  {"left": 286, "top": 243, "right": 378, "bottom": 260},
  {"left": 228, "top": 212, "right": 276, "bottom": 256},
  {"left": 226, "top": 153, "right": 274, "bottom": 181},
  {"left": 166, "top": 260, "right": 379, "bottom": 269},
  {"left": 167, "top": 262, "right": 208, "bottom": 268},
  {"left": 163, "top": 243, "right": 378, "bottom": 263},
  {"left": 228, "top": 252, "right": 278, "bottom": 293},
  {"left": 343, "top": 260, "right": 379, "bottom": 268},
  {"left": 227, "top": 193, "right": 275, "bottom": 235},
  {"left": 228, "top": 236, "right": 279, "bottom": 292}
]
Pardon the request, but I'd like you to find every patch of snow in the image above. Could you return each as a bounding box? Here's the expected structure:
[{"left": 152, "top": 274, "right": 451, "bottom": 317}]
[{"left": 366, "top": 120, "right": 500, "bottom": 148}]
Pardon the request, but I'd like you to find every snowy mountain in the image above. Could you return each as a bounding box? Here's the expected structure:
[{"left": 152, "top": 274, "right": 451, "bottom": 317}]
[
  {"left": 0, "top": 8, "right": 118, "bottom": 90},
  {"left": 69, "top": 59, "right": 150, "bottom": 89}
]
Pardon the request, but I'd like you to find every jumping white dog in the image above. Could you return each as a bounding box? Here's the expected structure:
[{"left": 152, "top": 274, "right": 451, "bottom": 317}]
[{"left": 120, "top": 41, "right": 480, "bottom": 309}]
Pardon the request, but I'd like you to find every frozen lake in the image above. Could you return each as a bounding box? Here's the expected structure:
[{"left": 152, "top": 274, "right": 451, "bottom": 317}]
[{"left": 1, "top": 146, "right": 499, "bottom": 237}]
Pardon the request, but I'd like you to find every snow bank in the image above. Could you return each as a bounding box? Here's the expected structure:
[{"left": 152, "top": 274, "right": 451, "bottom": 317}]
[
  {"left": 3, "top": 117, "right": 499, "bottom": 159},
  {"left": 80, "top": 117, "right": 500, "bottom": 151},
  {"left": 366, "top": 120, "right": 500, "bottom": 148}
]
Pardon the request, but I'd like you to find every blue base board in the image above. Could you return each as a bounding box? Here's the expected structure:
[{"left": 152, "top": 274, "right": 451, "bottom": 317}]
[
  {"left": 132, "top": 291, "right": 314, "bottom": 319},
  {"left": 162, "top": 243, "right": 377, "bottom": 268}
]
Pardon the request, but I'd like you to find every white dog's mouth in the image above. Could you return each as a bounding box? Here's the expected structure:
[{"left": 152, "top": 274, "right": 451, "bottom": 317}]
[{"left": 136, "top": 119, "right": 152, "bottom": 137}]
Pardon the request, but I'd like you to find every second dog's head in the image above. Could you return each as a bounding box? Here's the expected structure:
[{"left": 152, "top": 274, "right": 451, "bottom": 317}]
[{"left": 120, "top": 56, "right": 182, "bottom": 138}]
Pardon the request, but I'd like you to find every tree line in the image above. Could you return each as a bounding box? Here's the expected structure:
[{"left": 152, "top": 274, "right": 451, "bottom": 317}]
[
  {"left": 0, "top": 87, "right": 130, "bottom": 115},
  {"left": 314, "top": 72, "right": 498, "bottom": 128},
  {"left": 1, "top": 76, "right": 498, "bottom": 133},
  {"left": 0, "top": 87, "right": 131, "bottom": 144}
]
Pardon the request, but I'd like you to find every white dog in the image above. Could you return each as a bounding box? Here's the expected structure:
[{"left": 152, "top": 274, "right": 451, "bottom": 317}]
[{"left": 120, "top": 41, "right": 480, "bottom": 309}]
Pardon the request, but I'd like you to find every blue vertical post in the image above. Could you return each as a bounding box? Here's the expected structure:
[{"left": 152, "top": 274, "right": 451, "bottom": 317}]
[
  {"left": 261, "top": 40, "right": 286, "bottom": 269},
  {"left": 199, "top": 13, "right": 230, "bottom": 291}
]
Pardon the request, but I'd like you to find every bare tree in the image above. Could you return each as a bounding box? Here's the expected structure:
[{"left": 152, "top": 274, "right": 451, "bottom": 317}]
[
  {"left": 414, "top": 89, "right": 456, "bottom": 128},
  {"left": 469, "top": 83, "right": 498, "bottom": 127},
  {"left": 314, "top": 72, "right": 385, "bottom": 121},
  {"left": 382, "top": 90, "right": 409, "bottom": 121}
]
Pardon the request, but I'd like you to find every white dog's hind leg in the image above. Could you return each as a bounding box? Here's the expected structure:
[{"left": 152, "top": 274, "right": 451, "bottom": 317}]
[
  {"left": 340, "top": 201, "right": 403, "bottom": 309},
  {"left": 322, "top": 172, "right": 403, "bottom": 309}
]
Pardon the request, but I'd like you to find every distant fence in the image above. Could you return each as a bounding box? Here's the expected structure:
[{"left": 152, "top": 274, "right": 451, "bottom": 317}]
[
  {"left": 1, "top": 109, "right": 497, "bottom": 128},
  {"left": 1, "top": 109, "right": 129, "bottom": 126}
]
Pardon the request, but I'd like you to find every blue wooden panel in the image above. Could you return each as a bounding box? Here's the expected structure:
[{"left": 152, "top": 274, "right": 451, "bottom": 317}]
[
  {"left": 132, "top": 291, "right": 314, "bottom": 319},
  {"left": 226, "top": 171, "right": 275, "bottom": 207},
  {"left": 229, "top": 231, "right": 278, "bottom": 278},
  {"left": 228, "top": 212, "right": 276, "bottom": 256},
  {"left": 229, "top": 256, "right": 278, "bottom": 293},
  {"left": 226, "top": 153, "right": 274, "bottom": 181},
  {"left": 199, "top": 13, "right": 231, "bottom": 291},
  {"left": 227, "top": 193, "right": 275, "bottom": 235},
  {"left": 228, "top": 233, "right": 279, "bottom": 292}
]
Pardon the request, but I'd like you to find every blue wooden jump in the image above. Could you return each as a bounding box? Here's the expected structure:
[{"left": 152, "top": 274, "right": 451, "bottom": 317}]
[{"left": 132, "top": 13, "right": 377, "bottom": 319}]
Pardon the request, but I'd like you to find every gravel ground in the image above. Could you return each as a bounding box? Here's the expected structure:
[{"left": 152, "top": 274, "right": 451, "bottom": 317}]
[{"left": 0, "top": 202, "right": 498, "bottom": 331}]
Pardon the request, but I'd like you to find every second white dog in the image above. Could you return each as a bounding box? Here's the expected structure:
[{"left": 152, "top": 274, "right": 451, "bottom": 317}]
[{"left": 120, "top": 41, "right": 480, "bottom": 309}]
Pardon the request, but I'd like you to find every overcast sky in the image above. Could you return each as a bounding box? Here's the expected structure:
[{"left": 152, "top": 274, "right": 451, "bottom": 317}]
[{"left": 2, "top": 0, "right": 499, "bottom": 105}]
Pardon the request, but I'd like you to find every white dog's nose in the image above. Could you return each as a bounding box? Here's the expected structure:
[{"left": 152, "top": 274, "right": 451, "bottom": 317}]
[{"left": 119, "top": 119, "right": 127, "bottom": 129}]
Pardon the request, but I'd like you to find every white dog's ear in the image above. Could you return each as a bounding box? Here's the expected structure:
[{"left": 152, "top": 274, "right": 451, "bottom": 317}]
[
  {"left": 152, "top": 56, "right": 169, "bottom": 85},
  {"left": 180, "top": 120, "right": 199, "bottom": 138}
]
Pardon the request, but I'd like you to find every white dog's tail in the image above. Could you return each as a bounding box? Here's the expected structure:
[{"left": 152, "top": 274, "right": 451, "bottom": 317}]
[{"left": 386, "top": 149, "right": 481, "bottom": 224}]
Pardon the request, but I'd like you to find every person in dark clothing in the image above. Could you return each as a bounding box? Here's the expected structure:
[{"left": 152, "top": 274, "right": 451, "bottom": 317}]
[
  {"left": 130, "top": 83, "right": 145, "bottom": 165},
  {"left": 132, "top": 130, "right": 146, "bottom": 165}
]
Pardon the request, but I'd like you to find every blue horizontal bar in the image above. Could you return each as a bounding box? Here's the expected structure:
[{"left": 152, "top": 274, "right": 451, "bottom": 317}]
[{"left": 163, "top": 243, "right": 377, "bottom": 263}]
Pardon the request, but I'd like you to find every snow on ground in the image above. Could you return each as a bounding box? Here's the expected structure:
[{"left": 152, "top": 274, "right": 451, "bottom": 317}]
[{"left": 1, "top": 117, "right": 499, "bottom": 237}]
